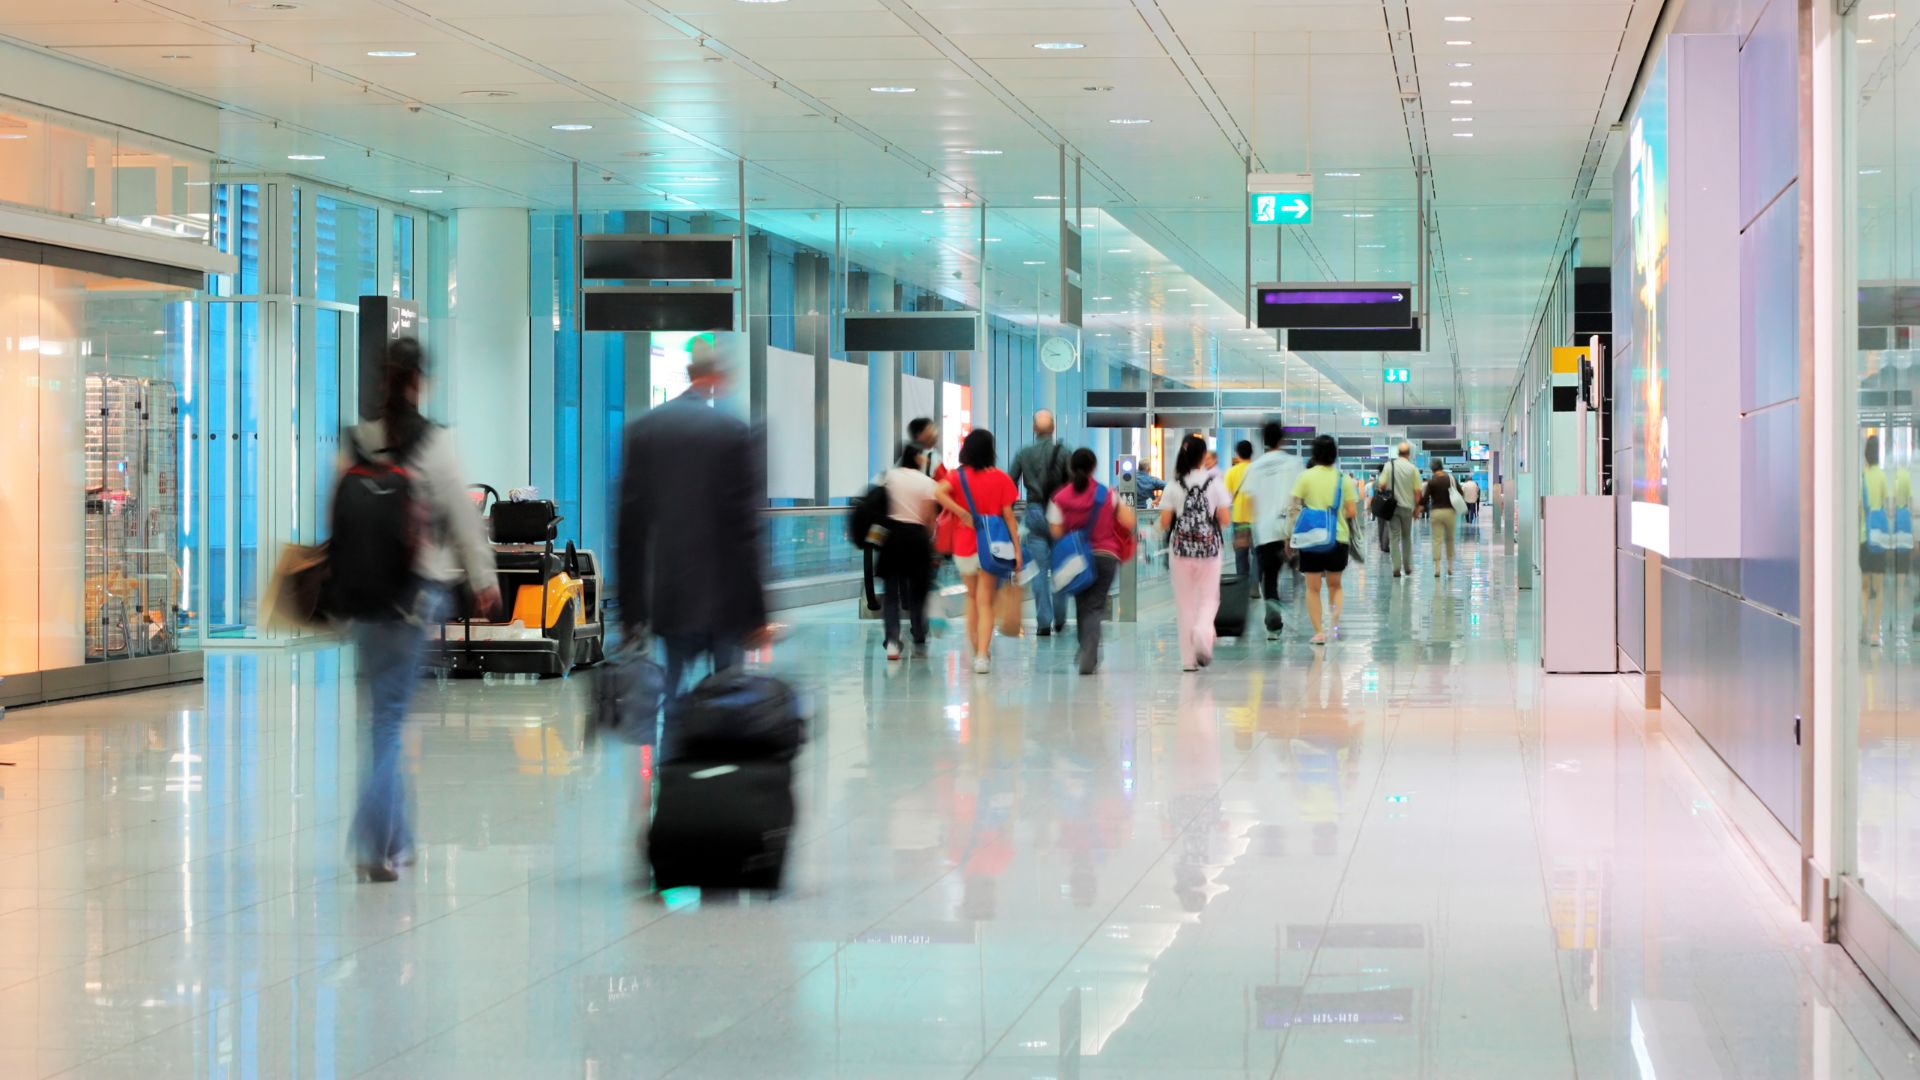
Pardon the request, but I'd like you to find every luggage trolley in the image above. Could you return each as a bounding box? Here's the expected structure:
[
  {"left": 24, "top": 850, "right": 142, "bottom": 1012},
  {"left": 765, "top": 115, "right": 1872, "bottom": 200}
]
[{"left": 430, "top": 485, "right": 606, "bottom": 677}]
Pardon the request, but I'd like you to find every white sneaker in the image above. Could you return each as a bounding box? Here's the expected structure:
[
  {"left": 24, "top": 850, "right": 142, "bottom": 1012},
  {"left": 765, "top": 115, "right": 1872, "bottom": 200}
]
[
  {"left": 886, "top": 642, "right": 902, "bottom": 661},
  {"left": 973, "top": 657, "right": 991, "bottom": 675}
]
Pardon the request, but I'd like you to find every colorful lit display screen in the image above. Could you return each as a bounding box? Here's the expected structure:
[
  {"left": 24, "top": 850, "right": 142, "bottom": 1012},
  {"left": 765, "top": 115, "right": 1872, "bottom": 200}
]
[{"left": 1628, "top": 53, "right": 1670, "bottom": 550}]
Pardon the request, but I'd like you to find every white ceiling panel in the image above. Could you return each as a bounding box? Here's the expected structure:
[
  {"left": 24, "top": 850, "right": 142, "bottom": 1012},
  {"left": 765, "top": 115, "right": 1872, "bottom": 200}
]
[{"left": 0, "top": 0, "right": 1656, "bottom": 429}]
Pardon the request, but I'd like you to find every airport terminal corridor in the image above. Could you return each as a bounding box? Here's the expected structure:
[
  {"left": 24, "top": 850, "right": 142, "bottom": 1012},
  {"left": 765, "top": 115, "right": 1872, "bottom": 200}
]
[{"left": 0, "top": 528, "right": 1908, "bottom": 1078}]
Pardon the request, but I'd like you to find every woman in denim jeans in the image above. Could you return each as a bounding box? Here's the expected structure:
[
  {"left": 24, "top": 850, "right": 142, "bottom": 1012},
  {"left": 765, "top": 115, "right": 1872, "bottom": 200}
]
[{"left": 340, "top": 339, "right": 499, "bottom": 883}]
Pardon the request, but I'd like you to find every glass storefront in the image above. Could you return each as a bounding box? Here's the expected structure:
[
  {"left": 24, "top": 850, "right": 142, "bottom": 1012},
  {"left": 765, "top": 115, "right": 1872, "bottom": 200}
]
[
  {"left": 1847, "top": 0, "right": 1920, "bottom": 924},
  {"left": 0, "top": 253, "right": 199, "bottom": 681}
]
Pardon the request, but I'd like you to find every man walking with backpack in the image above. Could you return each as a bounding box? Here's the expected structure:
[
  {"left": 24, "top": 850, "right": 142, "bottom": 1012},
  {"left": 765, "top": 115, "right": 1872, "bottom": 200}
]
[
  {"left": 1008, "top": 410, "right": 1073, "bottom": 637},
  {"left": 331, "top": 337, "right": 499, "bottom": 883},
  {"left": 1378, "top": 443, "right": 1421, "bottom": 579},
  {"left": 616, "top": 336, "right": 771, "bottom": 695}
]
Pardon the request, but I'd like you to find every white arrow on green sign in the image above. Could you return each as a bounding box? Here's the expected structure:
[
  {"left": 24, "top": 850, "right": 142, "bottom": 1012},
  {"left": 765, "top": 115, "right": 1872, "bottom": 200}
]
[{"left": 1249, "top": 192, "right": 1313, "bottom": 226}]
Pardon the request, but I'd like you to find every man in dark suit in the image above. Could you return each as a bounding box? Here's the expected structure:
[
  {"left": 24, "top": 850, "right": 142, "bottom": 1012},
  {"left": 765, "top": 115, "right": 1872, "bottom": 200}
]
[{"left": 616, "top": 337, "right": 769, "bottom": 693}]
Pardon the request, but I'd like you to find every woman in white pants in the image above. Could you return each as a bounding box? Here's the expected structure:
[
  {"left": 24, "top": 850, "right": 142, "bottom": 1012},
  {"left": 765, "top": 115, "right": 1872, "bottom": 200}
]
[{"left": 1158, "top": 434, "right": 1231, "bottom": 672}]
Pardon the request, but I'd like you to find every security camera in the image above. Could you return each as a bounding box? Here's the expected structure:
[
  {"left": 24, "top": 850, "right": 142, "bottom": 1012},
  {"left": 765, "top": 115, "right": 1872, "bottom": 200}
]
[
  {"left": 405, "top": 102, "right": 423, "bottom": 114},
  {"left": 601, "top": 172, "right": 615, "bottom": 182}
]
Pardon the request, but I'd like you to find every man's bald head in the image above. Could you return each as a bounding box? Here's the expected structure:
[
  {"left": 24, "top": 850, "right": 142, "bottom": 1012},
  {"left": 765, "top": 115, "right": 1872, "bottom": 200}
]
[
  {"left": 1033, "top": 409, "right": 1055, "bottom": 438},
  {"left": 1398, "top": 441, "right": 1412, "bottom": 458}
]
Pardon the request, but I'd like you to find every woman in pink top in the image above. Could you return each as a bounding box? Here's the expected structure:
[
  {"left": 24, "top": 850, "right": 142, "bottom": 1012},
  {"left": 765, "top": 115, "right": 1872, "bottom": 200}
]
[{"left": 1049, "top": 448, "right": 1138, "bottom": 675}]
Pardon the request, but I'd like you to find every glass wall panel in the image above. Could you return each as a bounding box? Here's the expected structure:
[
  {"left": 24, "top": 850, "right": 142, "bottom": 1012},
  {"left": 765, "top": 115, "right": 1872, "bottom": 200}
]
[
  {"left": 1848, "top": 0, "right": 1920, "bottom": 937},
  {"left": 314, "top": 194, "right": 377, "bottom": 303},
  {"left": 391, "top": 214, "right": 415, "bottom": 299},
  {"left": 0, "top": 93, "right": 214, "bottom": 249}
]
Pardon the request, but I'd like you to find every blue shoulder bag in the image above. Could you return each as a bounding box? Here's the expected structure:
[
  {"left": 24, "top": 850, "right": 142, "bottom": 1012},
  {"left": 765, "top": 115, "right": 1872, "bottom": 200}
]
[
  {"left": 1867, "top": 484, "right": 1893, "bottom": 555},
  {"left": 1290, "top": 468, "right": 1345, "bottom": 554},
  {"left": 960, "top": 469, "right": 1018, "bottom": 578},
  {"left": 1050, "top": 484, "right": 1106, "bottom": 596}
]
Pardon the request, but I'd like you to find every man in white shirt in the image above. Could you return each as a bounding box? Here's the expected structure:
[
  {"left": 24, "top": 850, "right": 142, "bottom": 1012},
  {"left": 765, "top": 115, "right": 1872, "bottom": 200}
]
[
  {"left": 1461, "top": 476, "right": 1482, "bottom": 524},
  {"left": 1243, "top": 421, "right": 1305, "bottom": 638},
  {"left": 1378, "top": 443, "right": 1420, "bottom": 578}
]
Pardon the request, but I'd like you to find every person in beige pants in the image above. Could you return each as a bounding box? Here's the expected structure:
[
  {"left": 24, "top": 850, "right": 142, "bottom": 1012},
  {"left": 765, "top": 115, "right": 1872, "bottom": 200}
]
[{"left": 1421, "top": 463, "right": 1458, "bottom": 577}]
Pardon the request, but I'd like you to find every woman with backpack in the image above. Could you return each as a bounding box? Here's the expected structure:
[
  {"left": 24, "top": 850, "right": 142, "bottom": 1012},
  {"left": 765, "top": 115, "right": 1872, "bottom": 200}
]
[
  {"left": 1049, "top": 448, "right": 1138, "bottom": 675},
  {"left": 335, "top": 338, "right": 499, "bottom": 883},
  {"left": 1291, "top": 435, "right": 1360, "bottom": 645},
  {"left": 1158, "top": 434, "right": 1231, "bottom": 672},
  {"left": 934, "top": 428, "right": 1022, "bottom": 675}
]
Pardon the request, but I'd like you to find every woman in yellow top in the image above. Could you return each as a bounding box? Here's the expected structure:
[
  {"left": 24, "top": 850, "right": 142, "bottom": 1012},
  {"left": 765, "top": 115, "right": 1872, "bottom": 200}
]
[
  {"left": 1864, "top": 434, "right": 1889, "bottom": 647},
  {"left": 1290, "top": 435, "right": 1361, "bottom": 645}
]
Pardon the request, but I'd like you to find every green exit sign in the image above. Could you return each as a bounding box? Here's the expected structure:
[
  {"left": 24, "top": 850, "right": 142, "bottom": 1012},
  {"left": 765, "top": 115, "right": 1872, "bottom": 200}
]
[
  {"left": 1249, "top": 192, "right": 1314, "bottom": 225},
  {"left": 1384, "top": 368, "right": 1410, "bottom": 383}
]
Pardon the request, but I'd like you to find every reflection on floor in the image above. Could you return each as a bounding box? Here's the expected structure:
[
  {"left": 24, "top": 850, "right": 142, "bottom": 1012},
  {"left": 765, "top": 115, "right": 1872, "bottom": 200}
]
[{"left": 0, "top": 522, "right": 1914, "bottom": 1078}]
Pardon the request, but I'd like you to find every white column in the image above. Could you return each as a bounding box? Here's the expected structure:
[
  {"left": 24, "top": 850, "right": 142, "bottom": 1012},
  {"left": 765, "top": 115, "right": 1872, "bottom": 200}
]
[{"left": 449, "top": 207, "right": 533, "bottom": 489}]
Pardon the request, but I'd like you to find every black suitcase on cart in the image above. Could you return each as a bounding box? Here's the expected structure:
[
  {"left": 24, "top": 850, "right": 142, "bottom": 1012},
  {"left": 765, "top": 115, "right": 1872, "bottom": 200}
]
[{"left": 1215, "top": 573, "right": 1249, "bottom": 639}]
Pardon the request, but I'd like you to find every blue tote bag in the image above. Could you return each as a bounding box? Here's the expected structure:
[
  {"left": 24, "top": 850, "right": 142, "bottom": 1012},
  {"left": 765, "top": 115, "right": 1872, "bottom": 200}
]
[
  {"left": 1050, "top": 484, "right": 1106, "bottom": 596},
  {"left": 960, "top": 469, "right": 1018, "bottom": 578},
  {"left": 1290, "top": 469, "right": 1346, "bottom": 554}
]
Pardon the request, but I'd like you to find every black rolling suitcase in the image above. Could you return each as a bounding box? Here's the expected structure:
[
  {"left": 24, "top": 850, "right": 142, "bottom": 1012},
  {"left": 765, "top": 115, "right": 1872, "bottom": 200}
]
[
  {"left": 1215, "top": 574, "right": 1249, "bottom": 639},
  {"left": 647, "top": 671, "right": 807, "bottom": 892},
  {"left": 649, "top": 758, "right": 795, "bottom": 891}
]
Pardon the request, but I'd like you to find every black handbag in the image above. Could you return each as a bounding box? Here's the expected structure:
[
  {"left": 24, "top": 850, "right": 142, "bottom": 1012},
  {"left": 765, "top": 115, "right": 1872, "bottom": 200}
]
[
  {"left": 1370, "top": 462, "right": 1402, "bottom": 520},
  {"left": 587, "top": 639, "right": 667, "bottom": 747}
]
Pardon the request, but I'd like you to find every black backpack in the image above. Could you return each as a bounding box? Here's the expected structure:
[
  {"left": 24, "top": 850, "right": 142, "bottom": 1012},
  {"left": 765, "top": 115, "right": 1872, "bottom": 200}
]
[
  {"left": 326, "top": 431, "right": 427, "bottom": 619},
  {"left": 847, "top": 482, "right": 891, "bottom": 550}
]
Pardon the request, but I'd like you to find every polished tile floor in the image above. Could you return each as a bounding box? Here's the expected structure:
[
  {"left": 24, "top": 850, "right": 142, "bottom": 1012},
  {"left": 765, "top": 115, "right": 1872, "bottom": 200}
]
[{"left": 3, "top": 521, "right": 1917, "bottom": 1078}]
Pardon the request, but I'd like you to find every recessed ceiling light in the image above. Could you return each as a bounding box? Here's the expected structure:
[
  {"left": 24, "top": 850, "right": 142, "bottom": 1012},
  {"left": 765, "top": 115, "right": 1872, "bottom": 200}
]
[
  {"left": 1450, "top": 62, "right": 1473, "bottom": 68},
  {"left": 679, "top": 175, "right": 722, "bottom": 182},
  {"left": 551, "top": 123, "right": 594, "bottom": 131},
  {"left": 287, "top": 153, "right": 326, "bottom": 161},
  {"left": 1450, "top": 99, "right": 1473, "bottom": 105},
  {"left": 1034, "top": 41, "right": 1085, "bottom": 50},
  {"left": 1033, "top": 194, "right": 1061, "bottom": 201},
  {"left": 1190, "top": 302, "right": 1207, "bottom": 308},
  {"left": 1346, "top": 212, "right": 1376, "bottom": 218},
  {"left": 985, "top": 237, "right": 1003, "bottom": 242},
  {"left": 1108, "top": 248, "right": 1132, "bottom": 254},
  {"left": 870, "top": 86, "right": 916, "bottom": 93},
  {"left": 408, "top": 188, "right": 444, "bottom": 195},
  {"left": 160, "top": 53, "right": 192, "bottom": 60},
  {"left": 1452, "top": 132, "right": 1475, "bottom": 138},
  {"left": 1445, "top": 14, "right": 1473, "bottom": 21},
  {"left": 1022, "top": 260, "right": 1045, "bottom": 265},
  {"left": 1109, "top": 117, "right": 1151, "bottom": 125},
  {"left": 1450, "top": 81, "right": 1474, "bottom": 87},
  {"left": 1326, "top": 171, "right": 1361, "bottom": 178},
  {"left": 1093, "top": 295, "right": 1113, "bottom": 301},
  {"left": 366, "top": 50, "right": 416, "bottom": 58},
  {"left": 1862, "top": 168, "right": 1884, "bottom": 175},
  {"left": 0, "top": 133, "right": 28, "bottom": 140},
  {"left": 1868, "top": 11, "right": 1895, "bottom": 19},
  {"left": 1446, "top": 40, "right": 1473, "bottom": 46},
  {"left": 1859, "top": 37, "right": 1877, "bottom": 43},
  {"left": 1452, "top": 116, "right": 1473, "bottom": 122},
  {"left": 1167, "top": 287, "right": 1188, "bottom": 293},
  {"left": 1360, "top": 243, "right": 1387, "bottom": 249},
  {"left": 962, "top": 148, "right": 1003, "bottom": 155}
]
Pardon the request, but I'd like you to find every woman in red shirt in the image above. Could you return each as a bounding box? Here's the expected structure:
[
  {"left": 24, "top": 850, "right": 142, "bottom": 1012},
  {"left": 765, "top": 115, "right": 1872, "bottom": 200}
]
[{"left": 935, "top": 428, "right": 1022, "bottom": 675}]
